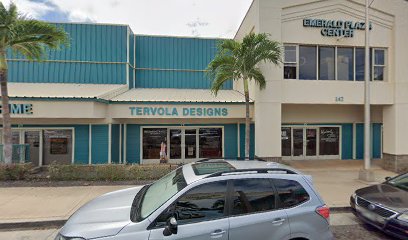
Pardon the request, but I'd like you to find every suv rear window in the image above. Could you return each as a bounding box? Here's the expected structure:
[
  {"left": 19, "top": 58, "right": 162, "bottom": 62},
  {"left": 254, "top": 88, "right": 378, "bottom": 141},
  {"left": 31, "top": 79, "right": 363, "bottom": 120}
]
[
  {"left": 273, "top": 179, "right": 310, "bottom": 208},
  {"left": 231, "top": 179, "right": 276, "bottom": 216},
  {"left": 192, "top": 162, "right": 235, "bottom": 175}
]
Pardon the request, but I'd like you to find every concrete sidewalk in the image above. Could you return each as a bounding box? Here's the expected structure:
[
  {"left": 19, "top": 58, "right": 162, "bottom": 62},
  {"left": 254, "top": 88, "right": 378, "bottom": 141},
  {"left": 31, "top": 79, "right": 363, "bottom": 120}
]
[{"left": 0, "top": 160, "right": 398, "bottom": 226}]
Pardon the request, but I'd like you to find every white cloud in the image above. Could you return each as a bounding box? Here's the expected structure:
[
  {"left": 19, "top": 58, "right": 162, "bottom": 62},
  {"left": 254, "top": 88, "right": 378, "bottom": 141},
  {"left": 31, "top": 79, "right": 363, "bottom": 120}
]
[
  {"left": 2, "top": 0, "right": 53, "bottom": 19},
  {"left": 3, "top": 0, "right": 253, "bottom": 38}
]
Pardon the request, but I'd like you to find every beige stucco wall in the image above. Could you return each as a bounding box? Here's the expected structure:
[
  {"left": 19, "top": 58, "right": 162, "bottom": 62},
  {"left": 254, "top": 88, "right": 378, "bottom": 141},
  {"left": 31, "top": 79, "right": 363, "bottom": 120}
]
[{"left": 234, "top": 0, "right": 408, "bottom": 157}]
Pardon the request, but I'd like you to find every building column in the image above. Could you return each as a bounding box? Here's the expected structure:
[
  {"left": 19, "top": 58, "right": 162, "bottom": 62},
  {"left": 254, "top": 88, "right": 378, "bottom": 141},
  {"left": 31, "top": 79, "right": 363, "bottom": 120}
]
[
  {"left": 382, "top": 105, "right": 408, "bottom": 172},
  {"left": 255, "top": 102, "right": 282, "bottom": 161}
]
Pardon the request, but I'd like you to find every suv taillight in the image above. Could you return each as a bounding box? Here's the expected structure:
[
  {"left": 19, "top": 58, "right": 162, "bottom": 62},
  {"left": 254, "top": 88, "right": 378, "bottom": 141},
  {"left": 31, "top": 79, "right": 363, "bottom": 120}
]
[{"left": 316, "top": 205, "right": 330, "bottom": 220}]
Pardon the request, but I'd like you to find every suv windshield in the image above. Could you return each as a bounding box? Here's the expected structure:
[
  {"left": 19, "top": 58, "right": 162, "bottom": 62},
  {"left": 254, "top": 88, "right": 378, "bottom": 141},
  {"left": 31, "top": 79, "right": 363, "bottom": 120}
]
[
  {"left": 136, "top": 167, "right": 187, "bottom": 221},
  {"left": 387, "top": 173, "right": 408, "bottom": 191}
]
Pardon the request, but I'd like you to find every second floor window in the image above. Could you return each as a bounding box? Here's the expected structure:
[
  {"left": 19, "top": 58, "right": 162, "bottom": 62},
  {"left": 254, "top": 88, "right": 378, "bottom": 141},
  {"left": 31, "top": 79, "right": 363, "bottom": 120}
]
[{"left": 283, "top": 44, "right": 387, "bottom": 81}]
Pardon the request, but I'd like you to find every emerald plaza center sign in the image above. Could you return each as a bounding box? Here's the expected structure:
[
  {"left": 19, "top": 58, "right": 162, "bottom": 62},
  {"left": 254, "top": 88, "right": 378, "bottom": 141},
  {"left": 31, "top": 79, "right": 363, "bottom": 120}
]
[{"left": 303, "top": 18, "right": 372, "bottom": 38}]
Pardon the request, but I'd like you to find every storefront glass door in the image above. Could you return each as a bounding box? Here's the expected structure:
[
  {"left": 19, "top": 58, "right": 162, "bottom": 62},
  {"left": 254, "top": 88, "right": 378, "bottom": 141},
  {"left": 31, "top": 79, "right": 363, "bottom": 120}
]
[
  {"left": 292, "top": 128, "right": 304, "bottom": 157},
  {"left": 169, "top": 129, "right": 182, "bottom": 159},
  {"left": 185, "top": 129, "right": 197, "bottom": 159},
  {"left": 24, "top": 131, "right": 40, "bottom": 166},
  {"left": 306, "top": 128, "right": 317, "bottom": 157}
]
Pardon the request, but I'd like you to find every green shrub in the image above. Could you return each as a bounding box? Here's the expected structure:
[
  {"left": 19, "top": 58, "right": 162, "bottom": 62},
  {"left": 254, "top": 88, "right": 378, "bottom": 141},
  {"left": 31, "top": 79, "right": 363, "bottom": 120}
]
[
  {"left": 47, "top": 163, "right": 177, "bottom": 181},
  {"left": 0, "top": 164, "right": 32, "bottom": 180}
]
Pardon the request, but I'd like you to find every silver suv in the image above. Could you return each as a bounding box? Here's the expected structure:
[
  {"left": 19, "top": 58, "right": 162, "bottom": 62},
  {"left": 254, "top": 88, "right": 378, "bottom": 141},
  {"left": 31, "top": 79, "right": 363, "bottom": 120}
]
[{"left": 55, "top": 160, "right": 333, "bottom": 240}]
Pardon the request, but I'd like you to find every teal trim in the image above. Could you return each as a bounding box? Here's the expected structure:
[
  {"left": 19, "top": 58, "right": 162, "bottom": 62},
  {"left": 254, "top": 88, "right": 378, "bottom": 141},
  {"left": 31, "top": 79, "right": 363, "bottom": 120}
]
[
  {"left": 239, "top": 124, "right": 255, "bottom": 159},
  {"left": 126, "top": 124, "right": 140, "bottom": 164},
  {"left": 341, "top": 124, "right": 353, "bottom": 160},
  {"left": 356, "top": 123, "right": 382, "bottom": 159},
  {"left": 372, "top": 123, "right": 382, "bottom": 159},
  {"left": 111, "top": 124, "right": 120, "bottom": 163},
  {"left": 224, "top": 124, "right": 238, "bottom": 159},
  {"left": 74, "top": 125, "right": 89, "bottom": 164},
  {"left": 9, "top": 97, "right": 109, "bottom": 104},
  {"left": 91, "top": 125, "right": 109, "bottom": 164}
]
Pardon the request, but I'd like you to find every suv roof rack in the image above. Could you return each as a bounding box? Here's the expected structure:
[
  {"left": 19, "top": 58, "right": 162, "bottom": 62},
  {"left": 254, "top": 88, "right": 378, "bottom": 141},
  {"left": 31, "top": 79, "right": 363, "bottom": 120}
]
[
  {"left": 196, "top": 158, "right": 267, "bottom": 163},
  {"left": 204, "top": 168, "right": 297, "bottom": 178}
]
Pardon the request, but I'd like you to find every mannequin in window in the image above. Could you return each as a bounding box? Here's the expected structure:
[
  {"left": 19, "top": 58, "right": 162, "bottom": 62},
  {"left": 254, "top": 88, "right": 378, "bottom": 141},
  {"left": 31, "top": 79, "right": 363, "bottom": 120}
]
[{"left": 160, "top": 138, "right": 167, "bottom": 163}]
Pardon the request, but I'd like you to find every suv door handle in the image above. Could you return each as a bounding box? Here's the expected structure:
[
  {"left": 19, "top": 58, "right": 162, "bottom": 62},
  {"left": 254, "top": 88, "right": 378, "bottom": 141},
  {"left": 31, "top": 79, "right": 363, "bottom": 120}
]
[
  {"left": 210, "top": 229, "right": 226, "bottom": 238},
  {"left": 271, "top": 218, "right": 286, "bottom": 225}
]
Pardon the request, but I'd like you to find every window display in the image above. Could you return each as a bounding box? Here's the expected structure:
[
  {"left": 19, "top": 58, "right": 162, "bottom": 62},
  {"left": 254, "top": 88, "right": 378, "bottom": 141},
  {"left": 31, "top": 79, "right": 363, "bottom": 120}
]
[
  {"left": 143, "top": 128, "right": 167, "bottom": 159},
  {"left": 319, "top": 127, "right": 340, "bottom": 155},
  {"left": 199, "top": 128, "right": 222, "bottom": 158}
]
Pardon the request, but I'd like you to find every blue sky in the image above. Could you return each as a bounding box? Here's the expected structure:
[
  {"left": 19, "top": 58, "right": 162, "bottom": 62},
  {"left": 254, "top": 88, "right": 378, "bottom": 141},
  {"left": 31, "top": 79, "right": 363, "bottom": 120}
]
[{"left": 2, "top": 0, "right": 253, "bottom": 38}]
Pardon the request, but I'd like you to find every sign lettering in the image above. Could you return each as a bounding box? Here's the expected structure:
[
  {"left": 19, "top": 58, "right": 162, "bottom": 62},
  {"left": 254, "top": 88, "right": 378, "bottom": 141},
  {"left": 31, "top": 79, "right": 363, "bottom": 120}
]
[
  {"left": 0, "top": 104, "right": 33, "bottom": 115},
  {"left": 303, "top": 18, "right": 372, "bottom": 38},
  {"left": 129, "top": 107, "right": 228, "bottom": 117}
]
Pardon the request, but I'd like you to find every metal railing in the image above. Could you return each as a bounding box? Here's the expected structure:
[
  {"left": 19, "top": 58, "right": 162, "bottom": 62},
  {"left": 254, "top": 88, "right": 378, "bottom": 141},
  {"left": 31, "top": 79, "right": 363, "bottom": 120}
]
[{"left": 0, "top": 144, "right": 31, "bottom": 164}]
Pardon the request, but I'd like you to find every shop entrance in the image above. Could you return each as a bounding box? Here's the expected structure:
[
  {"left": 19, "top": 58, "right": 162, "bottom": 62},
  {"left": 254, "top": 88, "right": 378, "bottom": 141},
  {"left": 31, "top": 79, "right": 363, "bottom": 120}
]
[
  {"left": 282, "top": 126, "right": 340, "bottom": 160},
  {"left": 142, "top": 127, "right": 222, "bottom": 162}
]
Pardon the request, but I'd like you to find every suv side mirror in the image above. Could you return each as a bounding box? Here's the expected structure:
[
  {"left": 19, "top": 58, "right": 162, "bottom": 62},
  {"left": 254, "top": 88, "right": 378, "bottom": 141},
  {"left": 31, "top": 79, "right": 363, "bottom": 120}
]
[
  {"left": 163, "top": 217, "right": 178, "bottom": 236},
  {"left": 385, "top": 176, "right": 391, "bottom": 181}
]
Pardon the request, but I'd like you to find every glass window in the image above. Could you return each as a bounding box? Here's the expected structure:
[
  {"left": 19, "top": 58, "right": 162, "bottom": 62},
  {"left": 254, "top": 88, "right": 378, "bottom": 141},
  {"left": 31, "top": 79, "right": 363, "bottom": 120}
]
[
  {"left": 231, "top": 179, "right": 276, "bottom": 216},
  {"left": 199, "top": 128, "right": 222, "bottom": 158},
  {"left": 299, "top": 46, "right": 317, "bottom": 80},
  {"left": 319, "top": 47, "right": 335, "bottom": 80},
  {"left": 281, "top": 127, "right": 291, "bottom": 156},
  {"left": 169, "top": 129, "right": 181, "bottom": 159},
  {"left": 273, "top": 179, "right": 310, "bottom": 208},
  {"left": 319, "top": 127, "right": 340, "bottom": 156},
  {"left": 284, "top": 46, "right": 297, "bottom": 79},
  {"left": 185, "top": 129, "right": 197, "bottom": 159},
  {"left": 140, "top": 168, "right": 187, "bottom": 221},
  {"left": 373, "top": 49, "right": 385, "bottom": 81},
  {"left": 355, "top": 48, "right": 365, "bottom": 81},
  {"left": 143, "top": 128, "right": 167, "bottom": 159},
  {"left": 192, "top": 162, "right": 235, "bottom": 175},
  {"left": 337, "top": 48, "right": 354, "bottom": 80},
  {"left": 174, "top": 181, "right": 227, "bottom": 225},
  {"left": 43, "top": 130, "right": 72, "bottom": 165}
]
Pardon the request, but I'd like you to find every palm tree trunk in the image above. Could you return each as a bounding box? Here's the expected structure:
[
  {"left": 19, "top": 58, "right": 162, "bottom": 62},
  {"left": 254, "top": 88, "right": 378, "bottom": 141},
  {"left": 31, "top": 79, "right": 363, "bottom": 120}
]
[
  {"left": 243, "top": 78, "right": 250, "bottom": 160},
  {"left": 0, "top": 50, "right": 12, "bottom": 164}
]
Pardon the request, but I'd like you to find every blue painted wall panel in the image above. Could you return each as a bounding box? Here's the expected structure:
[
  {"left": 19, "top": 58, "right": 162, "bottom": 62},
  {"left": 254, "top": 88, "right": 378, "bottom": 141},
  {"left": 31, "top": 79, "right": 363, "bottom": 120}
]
[
  {"left": 372, "top": 123, "right": 382, "bottom": 159},
  {"left": 356, "top": 123, "right": 382, "bottom": 159},
  {"left": 111, "top": 124, "right": 120, "bottom": 163},
  {"left": 126, "top": 124, "right": 140, "bottom": 164},
  {"left": 223, "top": 124, "right": 238, "bottom": 159},
  {"left": 7, "top": 23, "right": 128, "bottom": 84},
  {"left": 135, "top": 70, "right": 231, "bottom": 89},
  {"left": 8, "top": 23, "right": 128, "bottom": 62},
  {"left": 92, "top": 125, "right": 109, "bottom": 164},
  {"left": 135, "top": 36, "right": 230, "bottom": 89},
  {"left": 240, "top": 124, "right": 255, "bottom": 159},
  {"left": 74, "top": 125, "right": 89, "bottom": 164},
  {"left": 341, "top": 124, "right": 353, "bottom": 160},
  {"left": 8, "top": 61, "right": 127, "bottom": 84}
]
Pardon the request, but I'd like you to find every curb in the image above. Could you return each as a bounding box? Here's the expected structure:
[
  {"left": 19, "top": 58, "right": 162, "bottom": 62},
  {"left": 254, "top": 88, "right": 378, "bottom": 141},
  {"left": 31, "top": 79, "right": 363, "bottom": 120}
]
[
  {"left": 0, "top": 207, "right": 353, "bottom": 231},
  {"left": 0, "top": 220, "right": 66, "bottom": 231}
]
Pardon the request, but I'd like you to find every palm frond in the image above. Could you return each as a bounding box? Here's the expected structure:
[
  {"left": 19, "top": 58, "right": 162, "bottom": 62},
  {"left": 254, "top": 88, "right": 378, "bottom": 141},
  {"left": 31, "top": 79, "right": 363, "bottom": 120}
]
[{"left": 247, "top": 67, "right": 266, "bottom": 90}]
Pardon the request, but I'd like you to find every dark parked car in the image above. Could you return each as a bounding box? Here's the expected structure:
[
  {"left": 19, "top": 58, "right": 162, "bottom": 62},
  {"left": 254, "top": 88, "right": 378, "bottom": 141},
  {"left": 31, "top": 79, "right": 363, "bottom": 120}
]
[{"left": 350, "top": 172, "right": 408, "bottom": 239}]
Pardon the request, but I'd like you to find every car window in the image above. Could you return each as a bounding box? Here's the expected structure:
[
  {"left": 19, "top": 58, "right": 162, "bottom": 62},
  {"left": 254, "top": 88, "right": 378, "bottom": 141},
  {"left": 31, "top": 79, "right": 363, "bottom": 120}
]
[
  {"left": 273, "top": 179, "right": 310, "bottom": 208},
  {"left": 231, "top": 178, "right": 276, "bottom": 216},
  {"left": 156, "top": 181, "right": 227, "bottom": 226}
]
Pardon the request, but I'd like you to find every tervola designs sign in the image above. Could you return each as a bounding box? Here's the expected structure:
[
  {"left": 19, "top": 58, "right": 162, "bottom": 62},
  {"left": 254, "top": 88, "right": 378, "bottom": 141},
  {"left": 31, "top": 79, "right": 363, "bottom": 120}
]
[
  {"left": 0, "top": 104, "right": 33, "bottom": 115},
  {"left": 129, "top": 106, "right": 228, "bottom": 117},
  {"left": 303, "top": 18, "right": 372, "bottom": 38}
]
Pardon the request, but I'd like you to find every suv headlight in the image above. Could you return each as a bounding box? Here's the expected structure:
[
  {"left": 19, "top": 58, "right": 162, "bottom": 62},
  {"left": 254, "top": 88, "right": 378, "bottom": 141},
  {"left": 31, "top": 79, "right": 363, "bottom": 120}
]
[
  {"left": 54, "top": 234, "right": 85, "bottom": 240},
  {"left": 397, "top": 212, "right": 408, "bottom": 222}
]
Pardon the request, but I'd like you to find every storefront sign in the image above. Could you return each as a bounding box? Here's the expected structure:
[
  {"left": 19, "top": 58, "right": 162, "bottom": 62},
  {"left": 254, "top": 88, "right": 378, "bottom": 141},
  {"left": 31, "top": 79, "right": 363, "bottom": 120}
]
[
  {"left": 303, "top": 18, "right": 372, "bottom": 38},
  {"left": 0, "top": 103, "right": 33, "bottom": 115},
  {"left": 129, "top": 106, "right": 228, "bottom": 117}
]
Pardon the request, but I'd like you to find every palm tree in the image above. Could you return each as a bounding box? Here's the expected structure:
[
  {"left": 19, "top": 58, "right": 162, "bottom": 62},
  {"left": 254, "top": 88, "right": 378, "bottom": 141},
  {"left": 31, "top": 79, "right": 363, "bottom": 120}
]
[
  {"left": 207, "top": 33, "right": 281, "bottom": 160},
  {"left": 0, "top": 2, "right": 68, "bottom": 164}
]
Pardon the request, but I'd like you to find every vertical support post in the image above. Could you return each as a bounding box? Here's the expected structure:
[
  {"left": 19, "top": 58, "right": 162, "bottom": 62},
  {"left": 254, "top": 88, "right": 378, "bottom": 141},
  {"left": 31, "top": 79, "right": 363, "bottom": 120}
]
[
  {"left": 39, "top": 130, "right": 43, "bottom": 167},
  {"left": 108, "top": 124, "right": 112, "bottom": 164},
  {"left": 88, "top": 124, "right": 92, "bottom": 165},
  {"left": 364, "top": 0, "right": 371, "bottom": 170},
  {"left": 119, "top": 124, "right": 122, "bottom": 164},
  {"left": 124, "top": 124, "right": 127, "bottom": 164}
]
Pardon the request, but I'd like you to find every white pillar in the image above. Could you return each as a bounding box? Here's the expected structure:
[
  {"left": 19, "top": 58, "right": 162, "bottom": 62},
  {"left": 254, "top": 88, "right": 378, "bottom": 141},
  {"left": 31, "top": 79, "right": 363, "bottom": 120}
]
[
  {"left": 88, "top": 124, "right": 92, "bottom": 165},
  {"left": 108, "top": 124, "right": 112, "bottom": 164}
]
